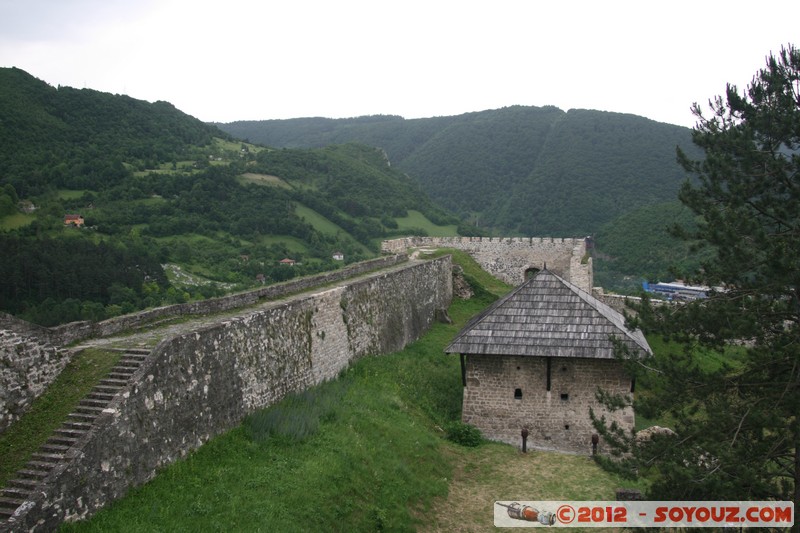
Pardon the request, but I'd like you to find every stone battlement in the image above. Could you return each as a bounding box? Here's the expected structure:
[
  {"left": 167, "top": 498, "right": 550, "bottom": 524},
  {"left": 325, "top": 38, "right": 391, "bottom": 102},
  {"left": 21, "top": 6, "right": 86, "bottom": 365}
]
[{"left": 382, "top": 236, "right": 592, "bottom": 290}]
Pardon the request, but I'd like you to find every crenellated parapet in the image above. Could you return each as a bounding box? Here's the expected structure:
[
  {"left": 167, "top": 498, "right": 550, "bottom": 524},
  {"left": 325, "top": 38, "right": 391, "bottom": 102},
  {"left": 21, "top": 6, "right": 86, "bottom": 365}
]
[{"left": 382, "top": 236, "right": 592, "bottom": 291}]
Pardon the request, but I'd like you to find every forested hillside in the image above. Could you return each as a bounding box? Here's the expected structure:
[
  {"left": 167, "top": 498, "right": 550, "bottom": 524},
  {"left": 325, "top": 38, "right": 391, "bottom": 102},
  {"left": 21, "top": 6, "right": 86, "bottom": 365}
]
[
  {"left": 0, "top": 69, "right": 455, "bottom": 325},
  {"left": 0, "top": 67, "right": 223, "bottom": 196},
  {"left": 593, "top": 201, "right": 707, "bottom": 292},
  {"left": 218, "top": 106, "right": 700, "bottom": 237},
  {"left": 0, "top": 66, "right": 704, "bottom": 325}
]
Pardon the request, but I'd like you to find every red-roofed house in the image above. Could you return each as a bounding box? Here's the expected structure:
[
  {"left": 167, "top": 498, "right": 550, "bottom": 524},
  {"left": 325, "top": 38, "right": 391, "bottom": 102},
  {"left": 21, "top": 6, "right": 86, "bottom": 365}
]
[{"left": 64, "top": 214, "right": 84, "bottom": 227}]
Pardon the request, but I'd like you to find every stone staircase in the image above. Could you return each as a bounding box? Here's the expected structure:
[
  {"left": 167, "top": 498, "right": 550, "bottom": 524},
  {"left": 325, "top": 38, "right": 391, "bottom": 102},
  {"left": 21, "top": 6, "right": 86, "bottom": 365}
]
[{"left": 0, "top": 348, "right": 150, "bottom": 523}]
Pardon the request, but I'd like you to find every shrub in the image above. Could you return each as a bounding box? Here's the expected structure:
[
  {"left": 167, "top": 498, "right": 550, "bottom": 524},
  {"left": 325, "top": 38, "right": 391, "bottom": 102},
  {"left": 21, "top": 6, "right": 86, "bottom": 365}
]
[{"left": 445, "top": 421, "right": 482, "bottom": 447}]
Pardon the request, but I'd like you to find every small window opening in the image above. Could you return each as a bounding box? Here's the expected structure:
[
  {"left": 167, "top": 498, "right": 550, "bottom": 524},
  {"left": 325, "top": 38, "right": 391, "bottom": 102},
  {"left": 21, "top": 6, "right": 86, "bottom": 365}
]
[
  {"left": 564, "top": 424, "right": 570, "bottom": 430},
  {"left": 524, "top": 267, "right": 540, "bottom": 280},
  {"left": 560, "top": 393, "right": 569, "bottom": 401},
  {"left": 516, "top": 366, "right": 521, "bottom": 370},
  {"left": 561, "top": 366, "right": 567, "bottom": 372},
  {"left": 514, "top": 388, "right": 522, "bottom": 400}
]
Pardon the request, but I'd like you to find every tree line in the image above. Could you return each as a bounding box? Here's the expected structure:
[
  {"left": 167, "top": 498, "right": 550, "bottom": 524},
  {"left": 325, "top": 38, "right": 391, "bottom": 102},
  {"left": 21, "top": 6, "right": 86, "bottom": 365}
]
[{"left": 593, "top": 44, "right": 800, "bottom": 523}]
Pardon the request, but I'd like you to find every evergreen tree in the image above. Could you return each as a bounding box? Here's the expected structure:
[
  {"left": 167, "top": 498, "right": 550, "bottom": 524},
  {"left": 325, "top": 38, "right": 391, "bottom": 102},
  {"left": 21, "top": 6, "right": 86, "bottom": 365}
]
[{"left": 594, "top": 44, "right": 800, "bottom": 526}]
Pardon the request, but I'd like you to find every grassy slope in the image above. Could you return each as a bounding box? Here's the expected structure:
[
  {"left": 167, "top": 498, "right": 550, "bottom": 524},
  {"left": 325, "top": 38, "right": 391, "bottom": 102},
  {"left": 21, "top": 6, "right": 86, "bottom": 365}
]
[
  {"left": 394, "top": 210, "right": 458, "bottom": 237},
  {"left": 60, "top": 254, "right": 641, "bottom": 532},
  {"left": 0, "top": 212, "right": 34, "bottom": 230}
]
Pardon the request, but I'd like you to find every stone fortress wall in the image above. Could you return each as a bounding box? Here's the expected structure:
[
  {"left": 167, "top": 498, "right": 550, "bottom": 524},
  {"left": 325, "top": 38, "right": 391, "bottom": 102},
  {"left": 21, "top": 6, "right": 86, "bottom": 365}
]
[
  {"left": 0, "top": 330, "right": 66, "bottom": 434},
  {"left": 1, "top": 256, "right": 452, "bottom": 531},
  {"left": 381, "top": 236, "right": 638, "bottom": 315},
  {"left": 0, "top": 254, "right": 408, "bottom": 436},
  {"left": 382, "top": 236, "right": 593, "bottom": 292}
]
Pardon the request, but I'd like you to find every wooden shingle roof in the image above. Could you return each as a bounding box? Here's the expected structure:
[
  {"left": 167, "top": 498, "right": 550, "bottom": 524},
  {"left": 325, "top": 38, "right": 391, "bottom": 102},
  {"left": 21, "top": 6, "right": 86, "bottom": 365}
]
[{"left": 445, "top": 269, "right": 651, "bottom": 359}]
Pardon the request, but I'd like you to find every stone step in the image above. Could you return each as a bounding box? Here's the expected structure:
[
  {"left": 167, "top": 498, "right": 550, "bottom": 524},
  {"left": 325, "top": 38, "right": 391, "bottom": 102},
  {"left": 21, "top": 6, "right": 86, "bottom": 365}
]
[
  {"left": 74, "top": 405, "right": 106, "bottom": 416},
  {"left": 30, "top": 452, "right": 64, "bottom": 464},
  {"left": 94, "top": 383, "right": 124, "bottom": 393},
  {"left": 0, "top": 497, "right": 24, "bottom": 517},
  {"left": 16, "top": 469, "right": 48, "bottom": 481},
  {"left": 43, "top": 435, "right": 78, "bottom": 451},
  {"left": 41, "top": 443, "right": 71, "bottom": 454},
  {"left": 62, "top": 421, "right": 93, "bottom": 431},
  {"left": 106, "top": 372, "right": 134, "bottom": 381},
  {"left": 79, "top": 398, "right": 109, "bottom": 408},
  {"left": 1, "top": 487, "right": 30, "bottom": 501},
  {"left": 53, "top": 428, "right": 86, "bottom": 439},
  {"left": 125, "top": 348, "right": 150, "bottom": 355},
  {"left": 121, "top": 357, "right": 147, "bottom": 365},
  {"left": 67, "top": 412, "right": 98, "bottom": 423},
  {"left": 87, "top": 391, "right": 115, "bottom": 402},
  {"left": 99, "top": 378, "right": 129, "bottom": 387},
  {"left": 5, "top": 478, "right": 37, "bottom": 491},
  {"left": 25, "top": 460, "right": 56, "bottom": 472}
]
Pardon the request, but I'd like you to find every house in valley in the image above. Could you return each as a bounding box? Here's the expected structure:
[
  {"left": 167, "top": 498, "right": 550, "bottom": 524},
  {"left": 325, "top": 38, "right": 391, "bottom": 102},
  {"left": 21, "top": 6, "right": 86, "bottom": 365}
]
[
  {"left": 63, "top": 214, "right": 84, "bottom": 227},
  {"left": 445, "top": 269, "right": 651, "bottom": 454}
]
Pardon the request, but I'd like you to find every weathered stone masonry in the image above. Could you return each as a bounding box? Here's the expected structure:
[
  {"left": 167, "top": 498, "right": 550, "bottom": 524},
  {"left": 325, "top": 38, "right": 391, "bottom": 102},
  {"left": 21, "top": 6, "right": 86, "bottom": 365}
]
[
  {"left": 2, "top": 257, "right": 451, "bottom": 531},
  {"left": 0, "top": 330, "right": 66, "bottom": 433},
  {"left": 462, "top": 355, "right": 634, "bottom": 454},
  {"left": 382, "top": 236, "right": 593, "bottom": 291},
  {"left": 0, "top": 254, "right": 408, "bottom": 436},
  {"left": 445, "top": 267, "right": 647, "bottom": 455}
]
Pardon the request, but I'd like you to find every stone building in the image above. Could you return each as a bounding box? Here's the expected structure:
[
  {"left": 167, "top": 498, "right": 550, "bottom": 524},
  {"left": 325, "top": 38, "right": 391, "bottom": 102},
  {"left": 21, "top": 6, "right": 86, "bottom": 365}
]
[
  {"left": 445, "top": 269, "right": 651, "bottom": 454},
  {"left": 381, "top": 236, "right": 592, "bottom": 291}
]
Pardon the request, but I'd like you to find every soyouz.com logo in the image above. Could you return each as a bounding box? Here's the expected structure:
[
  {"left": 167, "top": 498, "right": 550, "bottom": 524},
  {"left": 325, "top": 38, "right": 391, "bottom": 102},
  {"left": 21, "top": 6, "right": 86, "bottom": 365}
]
[{"left": 494, "top": 501, "right": 794, "bottom": 528}]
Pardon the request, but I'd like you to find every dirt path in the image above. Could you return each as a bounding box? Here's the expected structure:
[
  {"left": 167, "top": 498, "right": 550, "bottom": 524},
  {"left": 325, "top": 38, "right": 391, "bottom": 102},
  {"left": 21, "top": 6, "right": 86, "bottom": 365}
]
[{"left": 419, "top": 442, "right": 633, "bottom": 532}]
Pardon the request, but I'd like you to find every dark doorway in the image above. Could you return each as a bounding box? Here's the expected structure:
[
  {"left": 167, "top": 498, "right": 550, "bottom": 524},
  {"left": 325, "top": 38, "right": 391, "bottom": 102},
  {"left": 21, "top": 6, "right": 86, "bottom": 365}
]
[{"left": 524, "top": 267, "right": 540, "bottom": 280}]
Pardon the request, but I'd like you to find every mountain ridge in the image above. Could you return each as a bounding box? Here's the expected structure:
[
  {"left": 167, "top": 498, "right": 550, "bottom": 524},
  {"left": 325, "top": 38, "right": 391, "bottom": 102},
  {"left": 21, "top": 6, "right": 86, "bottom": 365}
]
[{"left": 217, "top": 106, "right": 699, "bottom": 236}]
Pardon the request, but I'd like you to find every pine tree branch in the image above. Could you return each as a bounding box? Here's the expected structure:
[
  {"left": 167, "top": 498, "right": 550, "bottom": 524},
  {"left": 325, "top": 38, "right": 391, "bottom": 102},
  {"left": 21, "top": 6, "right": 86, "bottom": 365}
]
[{"left": 729, "top": 406, "right": 751, "bottom": 447}]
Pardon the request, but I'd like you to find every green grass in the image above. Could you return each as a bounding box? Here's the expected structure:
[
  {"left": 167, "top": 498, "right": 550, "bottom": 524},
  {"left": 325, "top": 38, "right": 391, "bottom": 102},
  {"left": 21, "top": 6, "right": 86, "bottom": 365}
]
[
  {"left": 258, "top": 234, "right": 310, "bottom": 255},
  {"left": 293, "top": 203, "right": 372, "bottom": 254},
  {"left": 634, "top": 334, "right": 747, "bottom": 431},
  {"left": 426, "top": 443, "right": 646, "bottom": 532},
  {"left": 0, "top": 212, "right": 35, "bottom": 229},
  {"left": 238, "top": 173, "right": 292, "bottom": 189},
  {"left": 0, "top": 348, "right": 120, "bottom": 487},
  {"left": 394, "top": 210, "right": 458, "bottom": 237},
  {"left": 212, "top": 137, "right": 266, "bottom": 155},
  {"left": 645, "top": 335, "right": 746, "bottom": 371},
  {"left": 294, "top": 203, "right": 344, "bottom": 236},
  {"left": 428, "top": 248, "right": 513, "bottom": 297}
]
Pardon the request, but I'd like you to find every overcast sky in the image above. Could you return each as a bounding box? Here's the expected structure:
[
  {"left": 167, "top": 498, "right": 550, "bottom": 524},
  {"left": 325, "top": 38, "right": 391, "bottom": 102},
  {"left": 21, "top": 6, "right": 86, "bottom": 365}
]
[{"left": 1, "top": 0, "right": 798, "bottom": 128}]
